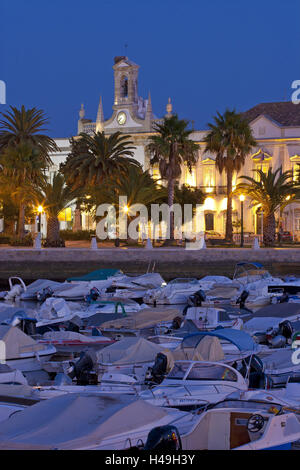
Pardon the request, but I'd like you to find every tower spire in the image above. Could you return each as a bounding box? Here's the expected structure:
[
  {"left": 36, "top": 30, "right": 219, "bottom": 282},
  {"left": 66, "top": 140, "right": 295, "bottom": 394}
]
[
  {"left": 96, "top": 96, "right": 104, "bottom": 132},
  {"left": 166, "top": 97, "right": 172, "bottom": 118},
  {"left": 147, "top": 91, "right": 152, "bottom": 114}
]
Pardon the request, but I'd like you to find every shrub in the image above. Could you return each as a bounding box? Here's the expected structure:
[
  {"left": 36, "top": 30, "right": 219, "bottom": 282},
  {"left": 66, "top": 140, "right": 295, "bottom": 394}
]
[
  {"left": 59, "top": 229, "right": 96, "bottom": 241},
  {"left": 42, "top": 238, "right": 65, "bottom": 248},
  {"left": 9, "top": 233, "right": 33, "bottom": 246},
  {"left": 0, "top": 234, "right": 11, "bottom": 244}
]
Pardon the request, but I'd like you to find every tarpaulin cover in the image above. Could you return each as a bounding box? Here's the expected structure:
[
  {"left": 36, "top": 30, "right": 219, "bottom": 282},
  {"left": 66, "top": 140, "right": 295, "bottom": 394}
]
[
  {"left": 0, "top": 393, "right": 172, "bottom": 449},
  {"left": 0, "top": 326, "right": 44, "bottom": 359},
  {"left": 96, "top": 337, "right": 162, "bottom": 364},
  {"left": 100, "top": 307, "right": 180, "bottom": 330}
]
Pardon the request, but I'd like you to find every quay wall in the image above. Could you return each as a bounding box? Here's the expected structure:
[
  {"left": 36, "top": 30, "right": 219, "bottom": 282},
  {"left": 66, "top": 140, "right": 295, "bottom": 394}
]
[{"left": 0, "top": 248, "right": 300, "bottom": 284}]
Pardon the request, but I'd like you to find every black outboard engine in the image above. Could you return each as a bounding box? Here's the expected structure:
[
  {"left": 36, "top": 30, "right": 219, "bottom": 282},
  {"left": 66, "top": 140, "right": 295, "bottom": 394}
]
[
  {"left": 67, "top": 351, "right": 98, "bottom": 385},
  {"left": 85, "top": 287, "right": 100, "bottom": 303},
  {"left": 9, "top": 312, "right": 37, "bottom": 336},
  {"left": 22, "top": 318, "right": 37, "bottom": 336},
  {"left": 144, "top": 426, "right": 182, "bottom": 450},
  {"left": 148, "top": 352, "right": 168, "bottom": 384},
  {"left": 278, "top": 320, "right": 293, "bottom": 341},
  {"left": 36, "top": 286, "right": 54, "bottom": 302},
  {"left": 236, "top": 290, "right": 249, "bottom": 309},
  {"left": 183, "top": 289, "right": 206, "bottom": 315},
  {"left": 171, "top": 316, "right": 183, "bottom": 330}
]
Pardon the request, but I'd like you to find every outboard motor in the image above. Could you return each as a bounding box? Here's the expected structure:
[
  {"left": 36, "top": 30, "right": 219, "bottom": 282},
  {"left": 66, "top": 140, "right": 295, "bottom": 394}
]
[
  {"left": 267, "top": 320, "right": 293, "bottom": 348},
  {"left": 171, "top": 316, "right": 183, "bottom": 330},
  {"left": 236, "top": 290, "right": 249, "bottom": 309},
  {"left": 147, "top": 352, "right": 168, "bottom": 384},
  {"left": 36, "top": 286, "right": 54, "bottom": 302},
  {"left": 67, "top": 351, "right": 98, "bottom": 385},
  {"left": 9, "top": 312, "right": 37, "bottom": 336},
  {"left": 85, "top": 287, "right": 100, "bottom": 303},
  {"left": 183, "top": 289, "right": 206, "bottom": 315},
  {"left": 278, "top": 320, "right": 293, "bottom": 342},
  {"left": 144, "top": 426, "right": 182, "bottom": 450}
]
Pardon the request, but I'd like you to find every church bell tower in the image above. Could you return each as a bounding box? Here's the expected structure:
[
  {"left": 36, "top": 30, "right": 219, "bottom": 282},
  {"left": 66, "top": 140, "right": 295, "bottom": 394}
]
[{"left": 112, "top": 56, "right": 139, "bottom": 116}]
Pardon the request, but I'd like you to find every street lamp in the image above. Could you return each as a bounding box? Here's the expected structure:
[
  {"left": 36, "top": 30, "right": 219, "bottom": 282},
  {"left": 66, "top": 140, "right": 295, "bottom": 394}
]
[
  {"left": 239, "top": 195, "right": 245, "bottom": 247},
  {"left": 37, "top": 205, "right": 43, "bottom": 233}
]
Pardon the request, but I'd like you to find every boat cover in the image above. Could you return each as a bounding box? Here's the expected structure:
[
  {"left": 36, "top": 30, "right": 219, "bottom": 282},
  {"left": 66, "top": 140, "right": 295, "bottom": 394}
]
[
  {"left": 42, "top": 331, "right": 112, "bottom": 343},
  {"left": 67, "top": 269, "right": 122, "bottom": 282},
  {"left": 262, "top": 348, "right": 300, "bottom": 372},
  {"left": 0, "top": 326, "right": 45, "bottom": 359},
  {"left": 0, "top": 394, "right": 173, "bottom": 449},
  {"left": 248, "top": 303, "right": 300, "bottom": 319},
  {"left": 96, "top": 337, "right": 162, "bottom": 364},
  {"left": 162, "top": 335, "right": 225, "bottom": 372},
  {"left": 181, "top": 328, "right": 258, "bottom": 352},
  {"left": 100, "top": 307, "right": 180, "bottom": 330}
]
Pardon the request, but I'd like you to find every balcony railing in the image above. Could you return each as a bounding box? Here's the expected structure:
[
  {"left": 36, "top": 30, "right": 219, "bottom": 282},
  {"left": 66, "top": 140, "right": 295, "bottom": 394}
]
[{"left": 199, "top": 186, "right": 216, "bottom": 194}]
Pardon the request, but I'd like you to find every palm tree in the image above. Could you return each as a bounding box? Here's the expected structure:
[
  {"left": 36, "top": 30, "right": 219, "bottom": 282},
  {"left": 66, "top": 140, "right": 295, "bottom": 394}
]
[
  {"left": 0, "top": 105, "right": 58, "bottom": 166},
  {"left": 146, "top": 114, "right": 198, "bottom": 242},
  {"left": 0, "top": 142, "right": 46, "bottom": 238},
  {"left": 204, "top": 109, "right": 256, "bottom": 241},
  {"left": 91, "top": 165, "right": 164, "bottom": 243},
  {"left": 235, "top": 167, "right": 300, "bottom": 246},
  {"left": 38, "top": 173, "right": 77, "bottom": 247},
  {"left": 61, "top": 131, "right": 139, "bottom": 190}
]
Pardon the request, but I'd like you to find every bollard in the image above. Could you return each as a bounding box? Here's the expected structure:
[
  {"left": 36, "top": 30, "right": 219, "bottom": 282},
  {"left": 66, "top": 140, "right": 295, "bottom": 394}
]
[
  {"left": 91, "top": 237, "right": 98, "bottom": 250},
  {"left": 34, "top": 233, "right": 42, "bottom": 250},
  {"left": 145, "top": 238, "right": 153, "bottom": 249},
  {"left": 252, "top": 237, "right": 260, "bottom": 250}
]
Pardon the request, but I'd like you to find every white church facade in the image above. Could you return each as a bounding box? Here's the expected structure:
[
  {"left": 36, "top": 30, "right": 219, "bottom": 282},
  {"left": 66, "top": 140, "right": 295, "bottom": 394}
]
[{"left": 47, "top": 56, "right": 300, "bottom": 241}]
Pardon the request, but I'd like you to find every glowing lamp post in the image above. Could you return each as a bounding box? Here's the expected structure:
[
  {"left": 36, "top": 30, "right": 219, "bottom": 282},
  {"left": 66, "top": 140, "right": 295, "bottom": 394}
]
[
  {"left": 37, "top": 205, "right": 43, "bottom": 233},
  {"left": 239, "top": 195, "right": 245, "bottom": 247}
]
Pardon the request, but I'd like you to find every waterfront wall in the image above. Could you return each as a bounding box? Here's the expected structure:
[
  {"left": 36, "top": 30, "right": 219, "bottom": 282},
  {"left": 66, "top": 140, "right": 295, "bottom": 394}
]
[{"left": 0, "top": 248, "right": 299, "bottom": 283}]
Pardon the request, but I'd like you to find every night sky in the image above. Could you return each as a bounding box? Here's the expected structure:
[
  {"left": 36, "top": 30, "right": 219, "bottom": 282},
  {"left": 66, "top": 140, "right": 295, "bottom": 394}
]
[{"left": 1, "top": 0, "right": 299, "bottom": 138}]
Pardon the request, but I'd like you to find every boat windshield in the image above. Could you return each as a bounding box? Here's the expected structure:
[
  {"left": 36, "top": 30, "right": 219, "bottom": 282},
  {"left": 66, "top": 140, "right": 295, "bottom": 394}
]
[
  {"left": 208, "top": 399, "right": 283, "bottom": 414},
  {"left": 167, "top": 363, "right": 191, "bottom": 379},
  {"left": 186, "top": 364, "right": 238, "bottom": 382}
]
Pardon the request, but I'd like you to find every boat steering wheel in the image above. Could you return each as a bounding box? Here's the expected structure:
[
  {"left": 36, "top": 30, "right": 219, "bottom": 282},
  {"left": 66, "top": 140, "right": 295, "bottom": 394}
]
[{"left": 247, "top": 414, "right": 265, "bottom": 433}]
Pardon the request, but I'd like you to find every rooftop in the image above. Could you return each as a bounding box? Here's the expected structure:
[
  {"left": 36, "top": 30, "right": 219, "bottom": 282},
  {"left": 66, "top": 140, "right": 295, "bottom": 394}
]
[{"left": 242, "top": 101, "right": 300, "bottom": 127}]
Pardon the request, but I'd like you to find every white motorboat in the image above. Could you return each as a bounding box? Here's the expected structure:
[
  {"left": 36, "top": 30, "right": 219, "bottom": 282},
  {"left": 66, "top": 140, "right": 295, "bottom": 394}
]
[
  {"left": 139, "top": 360, "right": 248, "bottom": 410},
  {"left": 143, "top": 278, "right": 204, "bottom": 305},
  {"left": 144, "top": 398, "right": 300, "bottom": 450}
]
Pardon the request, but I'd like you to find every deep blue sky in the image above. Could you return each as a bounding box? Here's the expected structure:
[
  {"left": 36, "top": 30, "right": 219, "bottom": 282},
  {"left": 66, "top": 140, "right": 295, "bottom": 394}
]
[{"left": 1, "top": 0, "right": 299, "bottom": 138}]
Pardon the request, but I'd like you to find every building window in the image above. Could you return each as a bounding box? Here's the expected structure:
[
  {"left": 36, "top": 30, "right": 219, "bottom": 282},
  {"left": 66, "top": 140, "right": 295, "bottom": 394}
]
[
  {"left": 185, "top": 165, "right": 196, "bottom": 187},
  {"left": 121, "top": 76, "right": 128, "bottom": 98},
  {"left": 255, "top": 163, "right": 269, "bottom": 181},
  {"left": 295, "top": 218, "right": 300, "bottom": 231},
  {"left": 293, "top": 162, "right": 300, "bottom": 182},
  {"left": 203, "top": 165, "right": 215, "bottom": 190},
  {"left": 151, "top": 164, "right": 161, "bottom": 182}
]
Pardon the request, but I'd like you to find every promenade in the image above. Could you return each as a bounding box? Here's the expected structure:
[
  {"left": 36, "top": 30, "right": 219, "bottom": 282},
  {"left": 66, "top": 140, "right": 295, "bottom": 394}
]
[{"left": 0, "top": 244, "right": 299, "bottom": 282}]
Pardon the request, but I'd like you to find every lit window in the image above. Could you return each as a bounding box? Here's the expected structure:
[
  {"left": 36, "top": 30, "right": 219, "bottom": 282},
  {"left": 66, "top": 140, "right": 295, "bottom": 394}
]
[
  {"left": 151, "top": 164, "right": 161, "bottom": 183},
  {"left": 185, "top": 165, "right": 196, "bottom": 187},
  {"left": 255, "top": 162, "right": 269, "bottom": 181},
  {"left": 203, "top": 165, "right": 215, "bottom": 189},
  {"left": 293, "top": 163, "right": 300, "bottom": 182}
]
